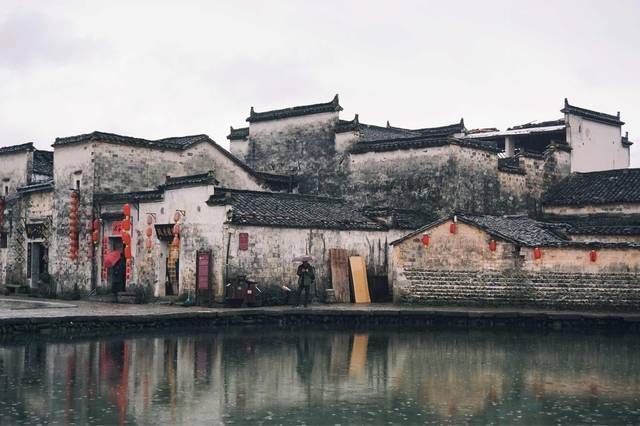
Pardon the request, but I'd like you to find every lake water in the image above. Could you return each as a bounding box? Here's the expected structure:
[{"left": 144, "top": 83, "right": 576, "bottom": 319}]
[{"left": 1, "top": 328, "right": 639, "bottom": 425}]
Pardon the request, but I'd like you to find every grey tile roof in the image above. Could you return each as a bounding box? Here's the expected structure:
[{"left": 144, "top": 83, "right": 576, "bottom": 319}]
[
  {"left": 246, "top": 94, "right": 343, "bottom": 123},
  {"left": 544, "top": 168, "right": 640, "bottom": 206},
  {"left": 561, "top": 98, "right": 624, "bottom": 126},
  {"left": 17, "top": 180, "right": 54, "bottom": 194},
  {"left": 162, "top": 171, "right": 219, "bottom": 189},
  {"left": 507, "top": 119, "right": 565, "bottom": 131},
  {"left": 207, "top": 188, "right": 386, "bottom": 230},
  {"left": 53, "top": 131, "right": 211, "bottom": 150},
  {"left": 32, "top": 150, "right": 53, "bottom": 176},
  {"left": 0, "top": 142, "right": 34, "bottom": 155},
  {"left": 94, "top": 190, "right": 163, "bottom": 203},
  {"left": 227, "top": 126, "right": 249, "bottom": 141},
  {"left": 361, "top": 206, "right": 438, "bottom": 230},
  {"left": 349, "top": 136, "right": 499, "bottom": 154},
  {"left": 459, "top": 214, "right": 570, "bottom": 246},
  {"left": 543, "top": 214, "right": 640, "bottom": 236}
]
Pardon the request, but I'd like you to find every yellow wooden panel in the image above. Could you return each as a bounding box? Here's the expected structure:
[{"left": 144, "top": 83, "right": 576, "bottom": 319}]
[
  {"left": 349, "top": 334, "right": 369, "bottom": 378},
  {"left": 349, "top": 256, "right": 371, "bottom": 303}
]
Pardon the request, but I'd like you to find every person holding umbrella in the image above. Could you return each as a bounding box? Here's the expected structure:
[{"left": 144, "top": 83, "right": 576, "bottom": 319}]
[{"left": 295, "top": 255, "right": 315, "bottom": 307}]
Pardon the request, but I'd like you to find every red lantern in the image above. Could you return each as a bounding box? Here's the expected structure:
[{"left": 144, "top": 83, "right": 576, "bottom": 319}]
[
  {"left": 124, "top": 245, "right": 132, "bottom": 259},
  {"left": 421, "top": 234, "right": 430, "bottom": 247},
  {"left": 590, "top": 250, "right": 597, "bottom": 262},
  {"left": 489, "top": 240, "right": 497, "bottom": 252},
  {"left": 145, "top": 227, "right": 153, "bottom": 238},
  {"left": 69, "top": 217, "right": 78, "bottom": 229},
  {"left": 122, "top": 218, "right": 131, "bottom": 231},
  {"left": 122, "top": 203, "right": 131, "bottom": 217},
  {"left": 93, "top": 219, "right": 100, "bottom": 231},
  {"left": 70, "top": 197, "right": 79, "bottom": 208},
  {"left": 533, "top": 247, "right": 542, "bottom": 260},
  {"left": 450, "top": 222, "right": 457, "bottom": 234},
  {"left": 172, "top": 237, "right": 180, "bottom": 248},
  {"left": 121, "top": 232, "right": 131, "bottom": 246},
  {"left": 126, "top": 258, "right": 132, "bottom": 268},
  {"left": 92, "top": 230, "right": 99, "bottom": 243},
  {"left": 173, "top": 211, "right": 181, "bottom": 223}
]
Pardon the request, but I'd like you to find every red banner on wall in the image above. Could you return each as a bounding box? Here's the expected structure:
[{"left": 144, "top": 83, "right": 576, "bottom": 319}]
[{"left": 111, "top": 221, "right": 122, "bottom": 235}]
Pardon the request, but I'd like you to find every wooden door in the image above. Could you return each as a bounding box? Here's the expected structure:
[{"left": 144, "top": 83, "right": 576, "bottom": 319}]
[{"left": 329, "top": 248, "right": 351, "bottom": 303}]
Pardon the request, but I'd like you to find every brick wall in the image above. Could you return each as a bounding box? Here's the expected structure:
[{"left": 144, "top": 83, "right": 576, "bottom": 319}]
[{"left": 398, "top": 269, "right": 640, "bottom": 310}]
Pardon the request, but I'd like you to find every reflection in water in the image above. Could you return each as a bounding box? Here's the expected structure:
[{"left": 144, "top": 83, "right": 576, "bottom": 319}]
[{"left": 1, "top": 329, "right": 640, "bottom": 425}]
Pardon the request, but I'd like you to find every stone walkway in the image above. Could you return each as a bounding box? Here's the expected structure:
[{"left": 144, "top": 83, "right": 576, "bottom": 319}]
[{"left": 0, "top": 295, "right": 638, "bottom": 321}]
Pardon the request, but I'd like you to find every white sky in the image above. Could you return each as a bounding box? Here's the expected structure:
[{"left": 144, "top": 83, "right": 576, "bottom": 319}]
[{"left": 1, "top": 1, "right": 639, "bottom": 165}]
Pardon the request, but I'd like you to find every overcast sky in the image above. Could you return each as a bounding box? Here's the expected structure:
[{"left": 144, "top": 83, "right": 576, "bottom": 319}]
[{"left": 1, "top": 1, "right": 639, "bottom": 165}]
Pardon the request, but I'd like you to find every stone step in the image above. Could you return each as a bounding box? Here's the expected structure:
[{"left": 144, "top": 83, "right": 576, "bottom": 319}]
[{"left": 116, "top": 292, "right": 137, "bottom": 304}]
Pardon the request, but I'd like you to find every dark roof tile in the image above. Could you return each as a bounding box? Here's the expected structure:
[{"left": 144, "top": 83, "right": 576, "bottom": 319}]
[
  {"left": 561, "top": 98, "right": 624, "bottom": 126},
  {"left": 544, "top": 168, "right": 640, "bottom": 206},
  {"left": 247, "top": 95, "right": 342, "bottom": 123},
  {"left": 162, "top": 171, "right": 219, "bottom": 189},
  {"left": 0, "top": 142, "right": 34, "bottom": 155},
  {"left": 349, "top": 136, "right": 499, "bottom": 154},
  {"left": 53, "top": 131, "right": 211, "bottom": 150},
  {"left": 207, "top": 188, "right": 386, "bottom": 230},
  {"left": 227, "top": 126, "right": 249, "bottom": 141}
]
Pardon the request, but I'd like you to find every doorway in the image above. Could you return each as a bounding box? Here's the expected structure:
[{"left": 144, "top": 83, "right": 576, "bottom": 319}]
[
  {"left": 27, "top": 242, "right": 48, "bottom": 289},
  {"left": 108, "top": 237, "right": 125, "bottom": 294}
]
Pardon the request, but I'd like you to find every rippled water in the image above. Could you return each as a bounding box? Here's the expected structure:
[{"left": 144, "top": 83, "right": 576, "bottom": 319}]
[{"left": 1, "top": 328, "right": 639, "bottom": 425}]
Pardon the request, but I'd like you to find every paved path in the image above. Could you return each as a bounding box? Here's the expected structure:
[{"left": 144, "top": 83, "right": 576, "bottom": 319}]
[{"left": 0, "top": 296, "right": 638, "bottom": 321}]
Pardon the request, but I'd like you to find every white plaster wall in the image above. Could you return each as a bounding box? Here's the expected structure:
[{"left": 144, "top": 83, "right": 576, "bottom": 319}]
[
  {"left": 349, "top": 145, "right": 452, "bottom": 166},
  {"left": 335, "top": 130, "right": 359, "bottom": 153},
  {"left": 566, "top": 114, "right": 629, "bottom": 172},
  {"left": 229, "top": 139, "right": 249, "bottom": 160},
  {"left": 25, "top": 191, "right": 53, "bottom": 219},
  {"left": 0, "top": 151, "right": 30, "bottom": 194},
  {"left": 543, "top": 203, "right": 640, "bottom": 215},
  {"left": 248, "top": 111, "right": 339, "bottom": 138}
]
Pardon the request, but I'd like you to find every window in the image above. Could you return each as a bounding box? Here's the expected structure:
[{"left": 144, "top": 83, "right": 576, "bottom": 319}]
[
  {"left": 0, "top": 232, "right": 7, "bottom": 249},
  {"left": 239, "top": 233, "right": 249, "bottom": 251},
  {"left": 4, "top": 186, "right": 8, "bottom": 195}
]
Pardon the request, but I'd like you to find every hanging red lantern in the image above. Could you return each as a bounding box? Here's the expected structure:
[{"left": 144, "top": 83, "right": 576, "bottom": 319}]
[
  {"left": 93, "top": 219, "right": 100, "bottom": 231},
  {"left": 92, "top": 230, "right": 99, "bottom": 243},
  {"left": 145, "top": 226, "right": 153, "bottom": 238},
  {"left": 122, "top": 218, "right": 131, "bottom": 231},
  {"left": 449, "top": 222, "right": 457, "bottom": 234},
  {"left": 70, "top": 191, "right": 78, "bottom": 200},
  {"left": 124, "top": 245, "right": 132, "bottom": 259},
  {"left": 70, "top": 198, "right": 79, "bottom": 209},
  {"left": 533, "top": 247, "right": 542, "bottom": 260},
  {"left": 421, "top": 234, "right": 430, "bottom": 247},
  {"left": 590, "top": 250, "right": 597, "bottom": 262},
  {"left": 122, "top": 203, "right": 131, "bottom": 217},
  {"left": 172, "top": 223, "right": 180, "bottom": 235},
  {"left": 145, "top": 239, "right": 153, "bottom": 251},
  {"left": 489, "top": 240, "right": 497, "bottom": 252},
  {"left": 172, "top": 237, "right": 180, "bottom": 248},
  {"left": 121, "top": 232, "right": 131, "bottom": 246}
]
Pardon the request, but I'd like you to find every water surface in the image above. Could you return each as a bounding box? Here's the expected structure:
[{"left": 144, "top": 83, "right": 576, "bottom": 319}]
[{"left": 1, "top": 328, "right": 639, "bottom": 425}]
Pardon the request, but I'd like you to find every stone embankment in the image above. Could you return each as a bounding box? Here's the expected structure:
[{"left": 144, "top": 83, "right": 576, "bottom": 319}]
[{"left": 0, "top": 297, "right": 639, "bottom": 338}]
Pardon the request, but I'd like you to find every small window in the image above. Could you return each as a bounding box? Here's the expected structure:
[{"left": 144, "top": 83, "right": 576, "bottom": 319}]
[
  {"left": 4, "top": 186, "right": 8, "bottom": 195},
  {"left": 0, "top": 232, "right": 7, "bottom": 249},
  {"left": 239, "top": 233, "right": 249, "bottom": 251},
  {"left": 76, "top": 180, "right": 81, "bottom": 191}
]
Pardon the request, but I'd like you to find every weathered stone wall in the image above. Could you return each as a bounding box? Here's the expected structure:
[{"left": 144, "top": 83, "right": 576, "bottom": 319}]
[
  {"left": 348, "top": 143, "right": 570, "bottom": 215},
  {"left": 544, "top": 203, "right": 640, "bottom": 216},
  {"left": 93, "top": 141, "right": 265, "bottom": 193},
  {"left": 569, "top": 234, "right": 640, "bottom": 243},
  {"left": 247, "top": 112, "right": 344, "bottom": 196},
  {"left": 224, "top": 224, "right": 404, "bottom": 301},
  {"left": 566, "top": 113, "right": 628, "bottom": 172},
  {"left": 51, "top": 143, "right": 95, "bottom": 293},
  {"left": 521, "top": 246, "right": 640, "bottom": 273},
  {"left": 0, "top": 151, "right": 30, "bottom": 193},
  {"left": 398, "top": 269, "right": 640, "bottom": 310}
]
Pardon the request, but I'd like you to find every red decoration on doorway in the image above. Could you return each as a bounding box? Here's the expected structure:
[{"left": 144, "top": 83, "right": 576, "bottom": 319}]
[
  {"left": 590, "top": 250, "right": 597, "bottom": 262},
  {"left": 421, "top": 234, "right": 430, "bottom": 247},
  {"left": 489, "top": 239, "right": 497, "bottom": 252},
  {"left": 449, "top": 223, "right": 457, "bottom": 234}
]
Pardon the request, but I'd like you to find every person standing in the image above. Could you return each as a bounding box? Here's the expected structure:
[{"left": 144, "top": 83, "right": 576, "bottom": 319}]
[{"left": 296, "top": 260, "right": 315, "bottom": 307}]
